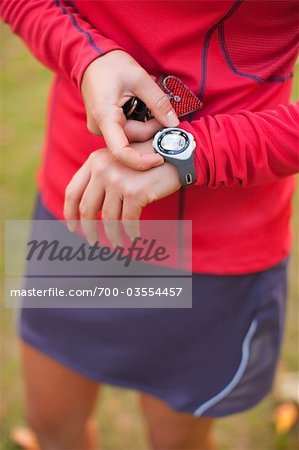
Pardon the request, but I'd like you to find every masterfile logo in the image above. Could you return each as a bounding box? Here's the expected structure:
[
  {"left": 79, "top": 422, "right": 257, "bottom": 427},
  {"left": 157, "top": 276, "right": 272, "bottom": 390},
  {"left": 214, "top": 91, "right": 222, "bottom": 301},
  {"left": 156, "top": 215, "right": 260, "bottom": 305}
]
[{"left": 5, "top": 219, "right": 192, "bottom": 309}]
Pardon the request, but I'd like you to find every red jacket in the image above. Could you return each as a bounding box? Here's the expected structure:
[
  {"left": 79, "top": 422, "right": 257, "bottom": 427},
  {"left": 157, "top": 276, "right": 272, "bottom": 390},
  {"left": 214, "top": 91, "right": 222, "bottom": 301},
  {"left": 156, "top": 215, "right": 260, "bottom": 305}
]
[{"left": 2, "top": 0, "right": 299, "bottom": 274}]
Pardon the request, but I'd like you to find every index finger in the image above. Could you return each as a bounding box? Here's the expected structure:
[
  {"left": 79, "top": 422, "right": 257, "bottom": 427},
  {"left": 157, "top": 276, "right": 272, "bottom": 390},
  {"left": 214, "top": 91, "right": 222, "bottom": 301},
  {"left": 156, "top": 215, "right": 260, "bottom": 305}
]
[{"left": 100, "top": 115, "right": 163, "bottom": 171}]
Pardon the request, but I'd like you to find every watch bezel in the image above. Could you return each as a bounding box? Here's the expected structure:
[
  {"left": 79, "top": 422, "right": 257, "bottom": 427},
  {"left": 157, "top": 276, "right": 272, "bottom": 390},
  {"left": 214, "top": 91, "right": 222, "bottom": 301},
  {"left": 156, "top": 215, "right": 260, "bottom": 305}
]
[
  {"left": 156, "top": 129, "right": 190, "bottom": 155},
  {"left": 153, "top": 128, "right": 196, "bottom": 161}
]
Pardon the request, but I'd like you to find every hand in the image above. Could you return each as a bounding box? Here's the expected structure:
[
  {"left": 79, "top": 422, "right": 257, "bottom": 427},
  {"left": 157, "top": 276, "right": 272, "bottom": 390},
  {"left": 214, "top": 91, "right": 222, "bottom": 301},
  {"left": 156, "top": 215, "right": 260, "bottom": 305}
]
[
  {"left": 81, "top": 50, "right": 179, "bottom": 171},
  {"left": 64, "top": 142, "right": 181, "bottom": 245}
]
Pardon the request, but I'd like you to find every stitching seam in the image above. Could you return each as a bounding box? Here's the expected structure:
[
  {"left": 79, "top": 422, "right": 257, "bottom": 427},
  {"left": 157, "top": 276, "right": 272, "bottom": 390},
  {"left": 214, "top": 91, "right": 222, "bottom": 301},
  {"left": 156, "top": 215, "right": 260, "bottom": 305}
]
[{"left": 193, "top": 319, "right": 258, "bottom": 417}]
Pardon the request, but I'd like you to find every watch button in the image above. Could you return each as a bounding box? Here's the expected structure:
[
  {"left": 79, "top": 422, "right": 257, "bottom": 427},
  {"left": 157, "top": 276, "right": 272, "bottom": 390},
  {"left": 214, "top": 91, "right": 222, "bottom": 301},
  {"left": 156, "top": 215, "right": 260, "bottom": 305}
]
[{"left": 185, "top": 173, "right": 193, "bottom": 185}]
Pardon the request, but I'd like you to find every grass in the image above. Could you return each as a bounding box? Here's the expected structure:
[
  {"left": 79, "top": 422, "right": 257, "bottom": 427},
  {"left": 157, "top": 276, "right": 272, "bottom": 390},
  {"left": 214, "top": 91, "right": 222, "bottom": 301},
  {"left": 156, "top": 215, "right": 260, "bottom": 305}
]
[{"left": 1, "top": 25, "right": 298, "bottom": 450}]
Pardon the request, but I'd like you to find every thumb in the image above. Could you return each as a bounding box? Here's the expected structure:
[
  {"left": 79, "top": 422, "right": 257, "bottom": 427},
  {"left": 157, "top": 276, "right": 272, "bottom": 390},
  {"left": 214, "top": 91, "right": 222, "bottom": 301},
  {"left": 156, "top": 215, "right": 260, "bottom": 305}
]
[
  {"left": 134, "top": 73, "right": 180, "bottom": 128},
  {"left": 124, "top": 118, "right": 162, "bottom": 142}
]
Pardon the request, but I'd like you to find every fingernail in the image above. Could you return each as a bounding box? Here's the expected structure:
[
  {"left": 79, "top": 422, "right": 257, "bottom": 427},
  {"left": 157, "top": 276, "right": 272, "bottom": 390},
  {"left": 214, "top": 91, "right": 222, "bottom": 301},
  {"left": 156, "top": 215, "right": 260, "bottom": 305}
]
[
  {"left": 128, "top": 233, "right": 141, "bottom": 243},
  {"left": 166, "top": 110, "right": 180, "bottom": 127},
  {"left": 66, "top": 221, "right": 76, "bottom": 232},
  {"left": 111, "top": 240, "right": 123, "bottom": 249},
  {"left": 87, "top": 235, "right": 98, "bottom": 246},
  {"left": 154, "top": 156, "right": 164, "bottom": 166}
]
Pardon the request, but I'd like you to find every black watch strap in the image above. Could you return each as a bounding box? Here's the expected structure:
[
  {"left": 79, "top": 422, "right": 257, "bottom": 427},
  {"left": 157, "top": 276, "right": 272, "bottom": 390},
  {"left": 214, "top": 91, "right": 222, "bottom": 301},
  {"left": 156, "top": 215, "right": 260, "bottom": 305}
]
[{"left": 173, "top": 153, "right": 196, "bottom": 186}]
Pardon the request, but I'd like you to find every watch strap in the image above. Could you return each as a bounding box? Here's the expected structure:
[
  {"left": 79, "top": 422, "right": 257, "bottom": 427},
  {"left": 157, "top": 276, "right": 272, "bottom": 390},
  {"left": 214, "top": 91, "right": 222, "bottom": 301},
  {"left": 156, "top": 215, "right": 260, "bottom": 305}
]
[{"left": 174, "top": 153, "right": 196, "bottom": 186}]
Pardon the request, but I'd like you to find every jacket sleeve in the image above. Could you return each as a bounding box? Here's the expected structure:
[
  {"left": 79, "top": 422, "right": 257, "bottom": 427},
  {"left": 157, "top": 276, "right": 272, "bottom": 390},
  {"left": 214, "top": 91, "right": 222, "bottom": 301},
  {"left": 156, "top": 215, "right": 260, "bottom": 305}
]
[
  {"left": 0, "top": 0, "right": 124, "bottom": 89},
  {"left": 180, "top": 101, "right": 299, "bottom": 187}
]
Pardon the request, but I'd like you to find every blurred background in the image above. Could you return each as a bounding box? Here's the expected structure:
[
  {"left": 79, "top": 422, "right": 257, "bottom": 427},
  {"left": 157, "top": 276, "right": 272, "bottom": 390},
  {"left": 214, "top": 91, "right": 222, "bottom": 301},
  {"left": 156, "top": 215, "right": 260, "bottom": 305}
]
[{"left": 1, "top": 24, "right": 298, "bottom": 450}]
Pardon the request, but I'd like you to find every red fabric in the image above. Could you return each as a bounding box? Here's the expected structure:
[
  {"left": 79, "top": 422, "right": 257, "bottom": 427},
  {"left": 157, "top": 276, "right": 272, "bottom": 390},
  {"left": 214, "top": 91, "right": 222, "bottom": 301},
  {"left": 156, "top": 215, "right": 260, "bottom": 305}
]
[
  {"left": 1, "top": 0, "right": 299, "bottom": 274},
  {"left": 162, "top": 76, "right": 203, "bottom": 117},
  {"left": 181, "top": 103, "right": 299, "bottom": 187}
]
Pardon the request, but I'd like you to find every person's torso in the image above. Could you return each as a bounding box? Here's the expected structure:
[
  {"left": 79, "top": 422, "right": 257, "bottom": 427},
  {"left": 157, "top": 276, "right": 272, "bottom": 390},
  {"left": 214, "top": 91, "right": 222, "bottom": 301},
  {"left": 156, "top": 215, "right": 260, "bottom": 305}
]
[{"left": 39, "top": 0, "right": 298, "bottom": 273}]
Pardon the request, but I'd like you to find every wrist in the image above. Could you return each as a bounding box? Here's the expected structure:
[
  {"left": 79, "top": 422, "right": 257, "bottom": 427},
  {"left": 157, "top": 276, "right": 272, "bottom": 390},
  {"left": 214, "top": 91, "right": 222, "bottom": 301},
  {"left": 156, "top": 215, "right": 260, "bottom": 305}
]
[
  {"left": 81, "top": 49, "right": 128, "bottom": 94},
  {"left": 178, "top": 121, "right": 208, "bottom": 186},
  {"left": 152, "top": 127, "right": 197, "bottom": 186},
  {"left": 164, "top": 161, "right": 182, "bottom": 187}
]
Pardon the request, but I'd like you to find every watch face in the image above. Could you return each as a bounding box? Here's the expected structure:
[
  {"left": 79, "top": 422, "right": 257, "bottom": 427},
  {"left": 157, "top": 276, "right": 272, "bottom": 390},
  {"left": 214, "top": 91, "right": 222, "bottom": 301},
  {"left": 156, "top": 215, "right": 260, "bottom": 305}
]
[{"left": 157, "top": 129, "right": 189, "bottom": 155}]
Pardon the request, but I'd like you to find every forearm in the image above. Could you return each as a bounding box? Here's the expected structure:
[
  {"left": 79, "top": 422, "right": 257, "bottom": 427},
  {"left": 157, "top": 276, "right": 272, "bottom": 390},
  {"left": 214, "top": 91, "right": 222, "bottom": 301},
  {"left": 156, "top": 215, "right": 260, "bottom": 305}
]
[{"left": 181, "top": 102, "right": 299, "bottom": 187}]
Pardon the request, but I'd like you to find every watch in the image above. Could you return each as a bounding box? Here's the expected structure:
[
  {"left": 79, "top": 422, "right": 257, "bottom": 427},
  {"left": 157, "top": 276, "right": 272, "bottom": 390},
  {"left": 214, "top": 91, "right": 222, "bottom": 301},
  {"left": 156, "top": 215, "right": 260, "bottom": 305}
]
[{"left": 152, "top": 128, "right": 196, "bottom": 186}]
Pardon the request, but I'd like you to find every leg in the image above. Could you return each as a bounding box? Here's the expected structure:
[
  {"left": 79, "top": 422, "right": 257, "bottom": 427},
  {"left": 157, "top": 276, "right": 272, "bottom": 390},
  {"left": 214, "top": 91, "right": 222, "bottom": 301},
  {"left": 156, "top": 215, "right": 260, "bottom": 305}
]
[
  {"left": 21, "top": 340, "right": 100, "bottom": 450},
  {"left": 139, "top": 393, "right": 216, "bottom": 450}
]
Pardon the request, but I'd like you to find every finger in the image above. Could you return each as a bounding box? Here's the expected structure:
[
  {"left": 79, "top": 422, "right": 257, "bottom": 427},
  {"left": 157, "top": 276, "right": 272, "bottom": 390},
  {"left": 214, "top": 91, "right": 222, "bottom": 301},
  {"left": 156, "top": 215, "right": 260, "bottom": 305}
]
[
  {"left": 122, "top": 197, "right": 142, "bottom": 223},
  {"left": 122, "top": 219, "right": 141, "bottom": 243},
  {"left": 79, "top": 175, "right": 105, "bottom": 245},
  {"left": 86, "top": 114, "right": 103, "bottom": 136},
  {"left": 103, "top": 220, "right": 123, "bottom": 248},
  {"left": 64, "top": 164, "right": 91, "bottom": 231},
  {"left": 134, "top": 74, "right": 179, "bottom": 128},
  {"left": 122, "top": 198, "right": 143, "bottom": 241},
  {"left": 101, "top": 191, "right": 123, "bottom": 247},
  {"left": 81, "top": 219, "right": 100, "bottom": 246},
  {"left": 124, "top": 119, "right": 163, "bottom": 143},
  {"left": 100, "top": 115, "right": 163, "bottom": 170}
]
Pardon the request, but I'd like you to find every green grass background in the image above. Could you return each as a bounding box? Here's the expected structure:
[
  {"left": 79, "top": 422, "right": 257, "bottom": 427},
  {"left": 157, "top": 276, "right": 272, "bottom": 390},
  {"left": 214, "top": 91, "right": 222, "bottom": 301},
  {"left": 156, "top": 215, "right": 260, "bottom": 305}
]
[{"left": 1, "top": 25, "right": 298, "bottom": 450}]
